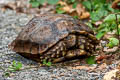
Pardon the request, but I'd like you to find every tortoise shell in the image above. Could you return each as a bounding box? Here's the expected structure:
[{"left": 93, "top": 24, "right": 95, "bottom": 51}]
[{"left": 9, "top": 14, "right": 99, "bottom": 63}]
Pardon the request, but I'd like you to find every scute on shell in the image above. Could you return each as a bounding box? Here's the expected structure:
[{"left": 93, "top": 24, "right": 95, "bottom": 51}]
[{"left": 9, "top": 14, "right": 95, "bottom": 55}]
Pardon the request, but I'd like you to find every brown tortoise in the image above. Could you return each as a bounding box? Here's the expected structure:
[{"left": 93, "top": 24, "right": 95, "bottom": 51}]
[{"left": 9, "top": 14, "right": 99, "bottom": 63}]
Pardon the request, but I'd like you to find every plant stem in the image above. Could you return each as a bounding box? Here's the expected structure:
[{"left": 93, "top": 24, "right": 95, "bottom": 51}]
[
  {"left": 90, "top": 0, "right": 93, "bottom": 12},
  {"left": 115, "top": 14, "right": 120, "bottom": 46}
]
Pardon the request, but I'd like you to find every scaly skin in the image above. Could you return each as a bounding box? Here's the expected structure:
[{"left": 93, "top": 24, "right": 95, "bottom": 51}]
[{"left": 9, "top": 14, "right": 99, "bottom": 63}]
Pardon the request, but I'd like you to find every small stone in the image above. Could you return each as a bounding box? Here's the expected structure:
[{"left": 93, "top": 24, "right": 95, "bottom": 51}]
[{"left": 4, "top": 60, "right": 11, "bottom": 63}]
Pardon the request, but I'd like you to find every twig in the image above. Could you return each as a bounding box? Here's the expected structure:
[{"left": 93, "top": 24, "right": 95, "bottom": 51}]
[
  {"left": 115, "top": 14, "right": 120, "bottom": 46},
  {"left": 90, "top": 0, "right": 93, "bottom": 12}
]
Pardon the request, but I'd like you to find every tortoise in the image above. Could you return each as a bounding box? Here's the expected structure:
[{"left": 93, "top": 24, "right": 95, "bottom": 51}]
[{"left": 9, "top": 14, "right": 99, "bottom": 63}]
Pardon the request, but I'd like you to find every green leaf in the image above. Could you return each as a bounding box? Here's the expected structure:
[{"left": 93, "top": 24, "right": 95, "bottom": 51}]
[
  {"left": 71, "top": 0, "right": 75, "bottom": 3},
  {"left": 8, "top": 67, "right": 16, "bottom": 72},
  {"left": 47, "top": 0, "right": 59, "bottom": 5},
  {"left": 107, "top": 37, "right": 119, "bottom": 48},
  {"left": 46, "top": 62, "right": 52, "bottom": 66},
  {"left": 72, "top": 2, "right": 77, "bottom": 8},
  {"left": 82, "top": 1, "right": 91, "bottom": 11},
  {"left": 43, "top": 59, "right": 47, "bottom": 64},
  {"left": 38, "top": 0, "right": 46, "bottom": 4},
  {"left": 15, "top": 62, "right": 22, "bottom": 70},
  {"left": 99, "top": 0, "right": 106, "bottom": 3},
  {"left": 56, "top": 4, "right": 65, "bottom": 14},
  {"left": 67, "top": 0, "right": 75, "bottom": 4},
  {"left": 109, "top": 22, "right": 117, "bottom": 31},
  {"left": 86, "top": 56, "right": 96, "bottom": 65},
  {"left": 73, "top": 16, "right": 78, "bottom": 19},
  {"left": 93, "top": 0, "right": 100, "bottom": 4},
  {"left": 107, "top": 4, "right": 114, "bottom": 12},
  {"left": 56, "top": 9, "right": 65, "bottom": 14},
  {"left": 118, "top": 3, "right": 120, "bottom": 6},
  {"left": 90, "top": 13, "right": 100, "bottom": 21},
  {"left": 43, "top": 59, "right": 52, "bottom": 66},
  {"left": 30, "top": 1, "right": 40, "bottom": 8},
  {"left": 4, "top": 72, "right": 10, "bottom": 77},
  {"left": 12, "top": 60, "right": 16, "bottom": 67},
  {"left": 90, "top": 7, "right": 108, "bottom": 22},
  {"left": 56, "top": 4, "right": 63, "bottom": 9},
  {"left": 8, "top": 61, "right": 22, "bottom": 72},
  {"left": 116, "top": 28, "right": 120, "bottom": 35},
  {"left": 86, "top": 22, "right": 93, "bottom": 29},
  {"left": 104, "top": 14, "right": 120, "bottom": 22},
  {"left": 98, "top": 7, "right": 108, "bottom": 16},
  {"left": 96, "top": 31, "right": 106, "bottom": 39}
]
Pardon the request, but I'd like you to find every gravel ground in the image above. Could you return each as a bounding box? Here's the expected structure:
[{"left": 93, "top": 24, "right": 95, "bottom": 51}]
[
  {"left": 0, "top": 0, "right": 119, "bottom": 80},
  {"left": 0, "top": 0, "right": 15, "bottom": 4}
]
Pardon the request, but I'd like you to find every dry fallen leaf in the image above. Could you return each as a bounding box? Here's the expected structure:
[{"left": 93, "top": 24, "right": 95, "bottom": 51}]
[
  {"left": 58, "top": 1, "right": 75, "bottom": 13},
  {"left": 94, "top": 21, "right": 103, "bottom": 27},
  {"left": 104, "top": 31, "right": 116, "bottom": 39},
  {"left": 57, "top": 1, "right": 90, "bottom": 19},
  {"left": 1, "top": 1, "right": 54, "bottom": 15},
  {"left": 116, "top": 70, "right": 120, "bottom": 79},
  {"left": 96, "top": 55, "right": 108, "bottom": 61},
  {"left": 98, "top": 63, "right": 107, "bottom": 70},
  {"left": 58, "top": 1, "right": 67, "bottom": 6},
  {"left": 103, "top": 69, "right": 119, "bottom": 80},
  {"left": 103, "top": 47, "right": 119, "bottom": 53},
  {"left": 112, "top": 0, "right": 120, "bottom": 9},
  {"left": 116, "top": 62, "right": 120, "bottom": 70},
  {"left": 76, "top": 4, "right": 90, "bottom": 19},
  {"left": 70, "top": 66, "right": 96, "bottom": 70},
  {"left": 2, "top": 1, "right": 29, "bottom": 13}
]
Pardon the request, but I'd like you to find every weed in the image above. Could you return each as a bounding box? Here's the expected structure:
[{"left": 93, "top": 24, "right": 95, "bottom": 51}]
[
  {"left": 43, "top": 59, "right": 52, "bottom": 67},
  {"left": 86, "top": 56, "right": 96, "bottom": 65},
  {"left": 8, "top": 60, "right": 22, "bottom": 72}
]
